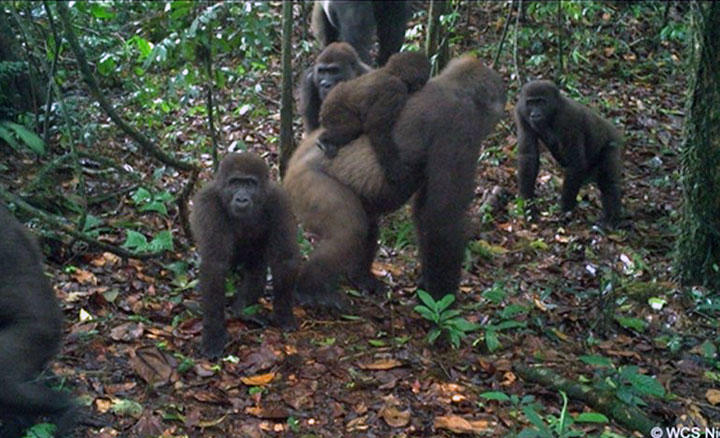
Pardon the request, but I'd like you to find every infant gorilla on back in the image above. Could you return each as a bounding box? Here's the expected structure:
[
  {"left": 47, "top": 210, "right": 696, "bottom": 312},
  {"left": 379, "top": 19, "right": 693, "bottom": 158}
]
[{"left": 316, "top": 51, "right": 431, "bottom": 184}]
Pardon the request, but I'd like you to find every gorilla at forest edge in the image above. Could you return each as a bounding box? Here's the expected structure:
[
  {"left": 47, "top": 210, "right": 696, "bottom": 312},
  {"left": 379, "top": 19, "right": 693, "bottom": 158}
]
[
  {"left": 0, "top": 204, "right": 75, "bottom": 437},
  {"left": 284, "top": 55, "right": 506, "bottom": 308},
  {"left": 317, "top": 50, "right": 431, "bottom": 183},
  {"left": 299, "top": 42, "right": 371, "bottom": 133},
  {"left": 515, "top": 80, "right": 623, "bottom": 226},
  {"left": 311, "top": 1, "right": 410, "bottom": 66},
  {"left": 191, "top": 153, "right": 300, "bottom": 358}
]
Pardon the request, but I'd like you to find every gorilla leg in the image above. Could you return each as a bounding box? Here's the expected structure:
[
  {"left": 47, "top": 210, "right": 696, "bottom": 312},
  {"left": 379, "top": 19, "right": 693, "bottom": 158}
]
[
  {"left": 347, "top": 219, "right": 384, "bottom": 294},
  {"left": 374, "top": 2, "right": 410, "bottom": 66},
  {"left": 231, "top": 260, "right": 266, "bottom": 316},
  {"left": 199, "top": 260, "right": 230, "bottom": 358},
  {"left": 412, "top": 171, "right": 469, "bottom": 300},
  {"left": 597, "top": 146, "right": 623, "bottom": 226},
  {"left": 295, "top": 176, "right": 370, "bottom": 310},
  {"left": 335, "top": 2, "right": 376, "bottom": 65},
  {"left": 560, "top": 168, "right": 585, "bottom": 213},
  {"left": 0, "top": 328, "right": 72, "bottom": 432}
]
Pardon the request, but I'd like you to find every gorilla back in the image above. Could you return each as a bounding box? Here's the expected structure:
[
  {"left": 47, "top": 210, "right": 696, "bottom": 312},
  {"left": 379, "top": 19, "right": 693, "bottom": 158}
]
[
  {"left": 284, "top": 55, "right": 506, "bottom": 306},
  {"left": 0, "top": 204, "right": 72, "bottom": 436}
]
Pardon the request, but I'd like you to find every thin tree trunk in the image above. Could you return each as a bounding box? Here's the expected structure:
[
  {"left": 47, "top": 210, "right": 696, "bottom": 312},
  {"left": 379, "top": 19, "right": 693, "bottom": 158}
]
[
  {"left": 425, "top": 0, "right": 450, "bottom": 75},
  {"left": 279, "top": 0, "right": 295, "bottom": 178},
  {"left": 676, "top": 1, "right": 720, "bottom": 289}
]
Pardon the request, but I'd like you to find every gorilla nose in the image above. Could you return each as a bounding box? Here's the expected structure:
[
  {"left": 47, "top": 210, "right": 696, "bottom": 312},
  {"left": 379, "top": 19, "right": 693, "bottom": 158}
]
[{"left": 235, "top": 197, "right": 250, "bottom": 207}]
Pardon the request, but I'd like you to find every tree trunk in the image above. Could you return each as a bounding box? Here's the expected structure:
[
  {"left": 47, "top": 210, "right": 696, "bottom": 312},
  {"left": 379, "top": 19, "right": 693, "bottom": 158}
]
[
  {"left": 425, "top": 0, "right": 450, "bottom": 75},
  {"left": 278, "top": 1, "right": 295, "bottom": 178},
  {"left": 676, "top": 1, "right": 720, "bottom": 289}
]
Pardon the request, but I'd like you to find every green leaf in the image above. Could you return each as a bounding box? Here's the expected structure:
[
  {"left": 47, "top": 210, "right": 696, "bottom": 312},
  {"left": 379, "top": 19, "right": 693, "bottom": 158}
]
[
  {"left": 614, "top": 315, "right": 648, "bottom": 332},
  {"left": 368, "top": 339, "right": 386, "bottom": 347},
  {"left": 522, "top": 406, "right": 553, "bottom": 436},
  {"left": 579, "top": 355, "right": 613, "bottom": 368},
  {"left": 485, "top": 329, "right": 501, "bottom": 352},
  {"left": 437, "top": 309, "right": 463, "bottom": 321},
  {"left": 90, "top": 3, "right": 115, "bottom": 19},
  {"left": 1, "top": 121, "right": 45, "bottom": 154},
  {"left": 416, "top": 289, "right": 437, "bottom": 310},
  {"left": 625, "top": 372, "right": 665, "bottom": 398},
  {"left": 491, "top": 320, "right": 526, "bottom": 331},
  {"left": 413, "top": 305, "right": 438, "bottom": 322},
  {"left": 500, "top": 304, "right": 528, "bottom": 319},
  {"left": 131, "top": 36, "right": 153, "bottom": 59},
  {"left": 449, "top": 330, "right": 461, "bottom": 348},
  {"left": 98, "top": 53, "right": 116, "bottom": 75},
  {"left": 123, "top": 230, "right": 148, "bottom": 250},
  {"left": 148, "top": 230, "right": 174, "bottom": 253},
  {"left": 435, "top": 293, "right": 456, "bottom": 312},
  {"left": 22, "top": 422, "right": 56, "bottom": 438},
  {"left": 139, "top": 201, "right": 168, "bottom": 216},
  {"left": 447, "top": 318, "right": 479, "bottom": 333},
  {"left": 574, "top": 412, "right": 608, "bottom": 423},
  {"left": 111, "top": 399, "right": 143, "bottom": 417},
  {"left": 480, "top": 391, "right": 511, "bottom": 402},
  {"left": 427, "top": 328, "right": 442, "bottom": 344},
  {"left": 0, "top": 125, "right": 20, "bottom": 150},
  {"left": 131, "top": 188, "right": 152, "bottom": 203}
]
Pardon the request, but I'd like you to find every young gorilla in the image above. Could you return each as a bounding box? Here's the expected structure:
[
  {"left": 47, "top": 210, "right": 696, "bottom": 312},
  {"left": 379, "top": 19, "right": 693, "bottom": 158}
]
[
  {"left": 284, "top": 55, "right": 506, "bottom": 308},
  {"left": 0, "top": 204, "right": 75, "bottom": 437},
  {"left": 299, "top": 42, "right": 371, "bottom": 133},
  {"left": 316, "top": 51, "right": 431, "bottom": 184},
  {"left": 190, "top": 153, "right": 300, "bottom": 359},
  {"left": 515, "top": 80, "right": 623, "bottom": 226}
]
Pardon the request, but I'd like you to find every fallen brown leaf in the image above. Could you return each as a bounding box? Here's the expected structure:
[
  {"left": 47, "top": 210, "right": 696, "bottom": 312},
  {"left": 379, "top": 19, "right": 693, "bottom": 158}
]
[
  {"left": 434, "top": 414, "right": 491, "bottom": 434},
  {"left": 130, "top": 346, "right": 174, "bottom": 388},
  {"left": 241, "top": 372, "right": 276, "bottom": 386},
  {"left": 357, "top": 358, "right": 402, "bottom": 370},
  {"left": 706, "top": 389, "right": 720, "bottom": 405}
]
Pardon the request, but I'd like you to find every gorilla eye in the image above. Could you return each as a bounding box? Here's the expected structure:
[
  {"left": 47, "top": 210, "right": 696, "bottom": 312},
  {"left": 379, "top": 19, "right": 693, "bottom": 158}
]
[
  {"left": 318, "top": 65, "right": 339, "bottom": 75},
  {"left": 228, "top": 177, "right": 258, "bottom": 187}
]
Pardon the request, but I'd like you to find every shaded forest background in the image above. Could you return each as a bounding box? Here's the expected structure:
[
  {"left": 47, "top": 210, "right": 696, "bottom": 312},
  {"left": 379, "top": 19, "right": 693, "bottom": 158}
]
[{"left": 1, "top": 1, "right": 719, "bottom": 437}]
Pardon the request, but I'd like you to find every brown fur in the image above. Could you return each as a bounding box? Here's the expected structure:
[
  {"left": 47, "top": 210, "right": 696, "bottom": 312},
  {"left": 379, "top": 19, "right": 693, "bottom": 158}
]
[
  {"left": 317, "top": 51, "right": 431, "bottom": 183},
  {"left": 190, "top": 153, "right": 300, "bottom": 358},
  {"left": 311, "top": 1, "right": 409, "bottom": 66},
  {"left": 0, "top": 204, "right": 74, "bottom": 436},
  {"left": 299, "top": 42, "right": 371, "bottom": 133},
  {"left": 515, "top": 80, "right": 623, "bottom": 226},
  {"left": 284, "top": 55, "right": 506, "bottom": 307}
]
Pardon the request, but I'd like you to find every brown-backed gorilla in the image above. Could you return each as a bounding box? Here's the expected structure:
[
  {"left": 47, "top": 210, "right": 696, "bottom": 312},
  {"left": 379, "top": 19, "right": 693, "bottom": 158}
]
[
  {"left": 284, "top": 55, "right": 506, "bottom": 308},
  {"left": 299, "top": 42, "right": 371, "bottom": 133},
  {"left": 317, "top": 51, "right": 431, "bottom": 183},
  {"left": 515, "top": 80, "right": 623, "bottom": 226},
  {"left": 311, "top": 1, "right": 410, "bottom": 66},
  {"left": 190, "top": 153, "right": 300, "bottom": 358},
  {"left": 0, "top": 204, "right": 75, "bottom": 437}
]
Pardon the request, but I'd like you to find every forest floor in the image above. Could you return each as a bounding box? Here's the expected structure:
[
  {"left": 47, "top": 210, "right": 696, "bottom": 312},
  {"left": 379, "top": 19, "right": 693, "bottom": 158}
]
[{"left": 11, "top": 3, "right": 716, "bottom": 438}]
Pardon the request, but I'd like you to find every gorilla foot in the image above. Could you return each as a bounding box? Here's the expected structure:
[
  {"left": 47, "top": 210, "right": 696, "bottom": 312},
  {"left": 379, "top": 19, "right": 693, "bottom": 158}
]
[
  {"left": 272, "top": 309, "right": 298, "bottom": 331},
  {"left": 201, "top": 330, "right": 228, "bottom": 359},
  {"left": 347, "top": 271, "right": 385, "bottom": 295},
  {"left": 315, "top": 139, "right": 339, "bottom": 158}
]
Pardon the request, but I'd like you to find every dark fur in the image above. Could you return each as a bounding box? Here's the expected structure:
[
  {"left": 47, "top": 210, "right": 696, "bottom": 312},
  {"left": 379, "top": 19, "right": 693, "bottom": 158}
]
[
  {"left": 190, "top": 153, "right": 300, "bottom": 358},
  {"left": 284, "top": 55, "right": 506, "bottom": 307},
  {"left": 0, "top": 204, "right": 74, "bottom": 437},
  {"left": 299, "top": 42, "right": 371, "bottom": 133},
  {"left": 311, "top": 1, "right": 410, "bottom": 66},
  {"left": 317, "top": 51, "right": 431, "bottom": 183},
  {"left": 515, "top": 80, "right": 623, "bottom": 226}
]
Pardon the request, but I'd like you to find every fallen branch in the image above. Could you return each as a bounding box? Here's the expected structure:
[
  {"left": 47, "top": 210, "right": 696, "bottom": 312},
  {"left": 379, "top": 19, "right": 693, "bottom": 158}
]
[
  {"left": 0, "top": 187, "right": 155, "bottom": 260},
  {"left": 514, "top": 364, "right": 657, "bottom": 436}
]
